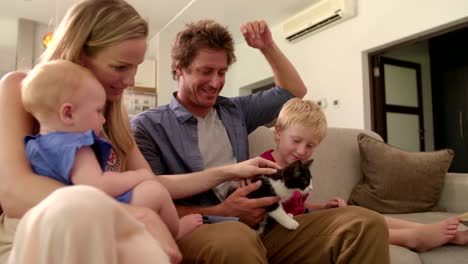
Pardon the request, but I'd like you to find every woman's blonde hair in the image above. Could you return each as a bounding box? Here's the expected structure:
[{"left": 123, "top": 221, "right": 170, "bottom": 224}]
[
  {"left": 276, "top": 98, "right": 327, "bottom": 142},
  {"left": 39, "top": 0, "right": 148, "bottom": 170}
]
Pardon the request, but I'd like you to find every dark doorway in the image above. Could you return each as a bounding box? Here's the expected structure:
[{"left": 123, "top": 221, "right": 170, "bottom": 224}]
[
  {"left": 369, "top": 24, "right": 468, "bottom": 172},
  {"left": 430, "top": 27, "right": 468, "bottom": 173}
]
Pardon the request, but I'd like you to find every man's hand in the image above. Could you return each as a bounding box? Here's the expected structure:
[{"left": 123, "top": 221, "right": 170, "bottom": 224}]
[
  {"left": 240, "top": 19, "right": 274, "bottom": 50},
  {"left": 227, "top": 157, "right": 280, "bottom": 181},
  {"left": 220, "top": 180, "right": 280, "bottom": 227}
]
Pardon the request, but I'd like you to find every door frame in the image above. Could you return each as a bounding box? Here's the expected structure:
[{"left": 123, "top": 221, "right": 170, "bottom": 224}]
[
  {"left": 367, "top": 20, "right": 468, "bottom": 135},
  {"left": 370, "top": 56, "right": 425, "bottom": 150}
]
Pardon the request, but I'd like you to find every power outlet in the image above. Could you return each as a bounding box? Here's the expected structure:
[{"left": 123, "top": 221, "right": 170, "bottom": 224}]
[
  {"left": 332, "top": 99, "right": 340, "bottom": 108},
  {"left": 316, "top": 98, "right": 328, "bottom": 109}
]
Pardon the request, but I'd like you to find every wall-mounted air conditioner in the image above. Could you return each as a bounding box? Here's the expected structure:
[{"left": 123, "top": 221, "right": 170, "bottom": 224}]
[{"left": 283, "top": 0, "right": 356, "bottom": 41}]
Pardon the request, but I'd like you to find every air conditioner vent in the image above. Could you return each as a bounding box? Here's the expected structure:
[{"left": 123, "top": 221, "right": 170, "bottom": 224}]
[
  {"left": 285, "top": 14, "right": 341, "bottom": 41},
  {"left": 283, "top": 0, "right": 356, "bottom": 41}
]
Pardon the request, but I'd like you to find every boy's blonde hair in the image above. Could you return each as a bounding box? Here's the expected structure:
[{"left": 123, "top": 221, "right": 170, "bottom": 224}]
[
  {"left": 276, "top": 98, "right": 327, "bottom": 141},
  {"left": 38, "top": 0, "right": 149, "bottom": 169},
  {"left": 21, "top": 60, "right": 95, "bottom": 120}
]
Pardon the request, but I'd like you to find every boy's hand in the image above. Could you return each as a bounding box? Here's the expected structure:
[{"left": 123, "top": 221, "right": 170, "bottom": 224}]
[
  {"left": 220, "top": 180, "right": 280, "bottom": 227},
  {"left": 324, "top": 197, "right": 347, "bottom": 209}
]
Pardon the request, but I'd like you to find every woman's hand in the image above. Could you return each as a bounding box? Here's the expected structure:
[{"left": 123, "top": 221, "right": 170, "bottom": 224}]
[{"left": 226, "top": 157, "right": 280, "bottom": 181}]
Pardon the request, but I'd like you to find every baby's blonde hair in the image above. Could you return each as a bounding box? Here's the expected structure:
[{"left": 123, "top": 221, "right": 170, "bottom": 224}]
[
  {"left": 21, "top": 60, "right": 96, "bottom": 120},
  {"left": 276, "top": 98, "right": 327, "bottom": 142}
]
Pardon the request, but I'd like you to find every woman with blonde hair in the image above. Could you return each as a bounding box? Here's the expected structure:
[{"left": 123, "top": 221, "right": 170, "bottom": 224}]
[{"left": 0, "top": 0, "right": 279, "bottom": 263}]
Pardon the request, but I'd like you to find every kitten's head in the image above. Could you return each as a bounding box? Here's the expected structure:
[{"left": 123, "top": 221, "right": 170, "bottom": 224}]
[{"left": 279, "top": 160, "right": 313, "bottom": 193}]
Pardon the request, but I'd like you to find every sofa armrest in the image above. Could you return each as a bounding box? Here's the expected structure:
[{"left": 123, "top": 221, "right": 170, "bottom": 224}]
[{"left": 438, "top": 173, "right": 468, "bottom": 213}]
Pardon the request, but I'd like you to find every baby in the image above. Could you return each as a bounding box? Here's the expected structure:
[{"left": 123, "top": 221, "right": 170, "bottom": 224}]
[{"left": 21, "top": 60, "right": 202, "bottom": 240}]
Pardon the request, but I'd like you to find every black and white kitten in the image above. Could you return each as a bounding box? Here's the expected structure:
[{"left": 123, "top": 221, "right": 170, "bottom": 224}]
[{"left": 247, "top": 159, "right": 313, "bottom": 235}]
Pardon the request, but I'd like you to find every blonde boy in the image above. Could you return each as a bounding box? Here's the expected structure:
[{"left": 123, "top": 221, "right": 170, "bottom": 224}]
[
  {"left": 21, "top": 60, "right": 202, "bottom": 240},
  {"left": 260, "top": 98, "right": 345, "bottom": 215},
  {"left": 263, "top": 98, "right": 468, "bottom": 251}
]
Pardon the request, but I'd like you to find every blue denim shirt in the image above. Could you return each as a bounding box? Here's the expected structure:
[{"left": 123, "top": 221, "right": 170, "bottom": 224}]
[{"left": 131, "top": 86, "right": 294, "bottom": 206}]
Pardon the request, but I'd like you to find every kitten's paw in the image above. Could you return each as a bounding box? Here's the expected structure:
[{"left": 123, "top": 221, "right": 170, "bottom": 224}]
[
  {"left": 283, "top": 219, "right": 299, "bottom": 230},
  {"left": 287, "top": 213, "right": 293, "bottom": 218}
]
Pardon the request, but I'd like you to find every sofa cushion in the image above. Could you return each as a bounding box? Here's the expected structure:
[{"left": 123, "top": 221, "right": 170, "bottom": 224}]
[{"left": 348, "top": 133, "right": 454, "bottom": 214}]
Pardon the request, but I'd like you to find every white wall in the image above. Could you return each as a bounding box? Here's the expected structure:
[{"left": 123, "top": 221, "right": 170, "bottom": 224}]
[
  {"left": 0, "top": 18, "right": 18, "bottom": 78},
  {"left": 155, "top": 23, "right": 182, "bottom": 103},
  {"left": 156, "top": 0, "right": 468, "bottom": 129},
  {"left": 16, "top": 19, "right": 35, "bottom": 72},
  {"left": 0, "top": 18, "right": 48, "bottom": 78},
  {"left": 34, "top": 22, "right": 50, "bottom": 65}
]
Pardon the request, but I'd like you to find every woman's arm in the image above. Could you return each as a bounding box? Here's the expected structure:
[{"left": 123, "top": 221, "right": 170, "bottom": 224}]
[
  {"left": 0, "top": 72, "right": 64, "bottom": 217},
  {"left": 159, "top": 157, "right": 280, "bottom": 199},
  {"left": 126, "top": 143, "right": 280, "bottom": 199},
  {"left": 71, "top": 146, "right": 154, "bottom": 197}
]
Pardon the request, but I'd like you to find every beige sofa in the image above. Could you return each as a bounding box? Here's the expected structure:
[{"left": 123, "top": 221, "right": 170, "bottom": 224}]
[{"left": 248, "top": 126, "right": 468, "bottom": 264}]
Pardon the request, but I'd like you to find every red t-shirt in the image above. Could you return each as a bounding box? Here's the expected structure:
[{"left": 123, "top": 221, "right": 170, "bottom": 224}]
[{"left": 260, "top": 150, "right": 308, "bottom": 216}]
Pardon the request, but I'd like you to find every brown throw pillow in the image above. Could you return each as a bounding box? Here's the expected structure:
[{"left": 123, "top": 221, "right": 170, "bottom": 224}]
[{"left": 348, "top": 133, "right": 454, "bottom": 214}]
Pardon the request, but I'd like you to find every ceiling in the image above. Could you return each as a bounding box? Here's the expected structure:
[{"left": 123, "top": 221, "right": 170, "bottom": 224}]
[
  {"left": 0, "top": 0, "right": 192, "bottom": 37},
  {"left": 0, "top": 0, "right": 318, "bottom": 57}
]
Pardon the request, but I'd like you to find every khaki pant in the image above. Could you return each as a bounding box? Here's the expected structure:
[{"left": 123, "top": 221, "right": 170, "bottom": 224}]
[
  {"left": 0, "top": 186, "right": 169, "bottom": 264},
  {"left": 178, "top": 206, "right": 390, "bottom": 264}
]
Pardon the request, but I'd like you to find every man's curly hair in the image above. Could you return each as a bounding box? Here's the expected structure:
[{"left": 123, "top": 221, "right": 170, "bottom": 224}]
[{"left": 171, "top": 19, "right": 237, "bottom": 80}]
